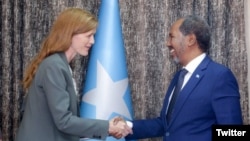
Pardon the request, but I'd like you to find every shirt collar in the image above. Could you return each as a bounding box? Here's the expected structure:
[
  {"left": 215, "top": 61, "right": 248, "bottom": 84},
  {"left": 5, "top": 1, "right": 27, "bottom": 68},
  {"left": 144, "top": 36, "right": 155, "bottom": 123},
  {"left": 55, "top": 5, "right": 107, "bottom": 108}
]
[{"left": 184, "top": 53, "right": 206, "bottom": 74}]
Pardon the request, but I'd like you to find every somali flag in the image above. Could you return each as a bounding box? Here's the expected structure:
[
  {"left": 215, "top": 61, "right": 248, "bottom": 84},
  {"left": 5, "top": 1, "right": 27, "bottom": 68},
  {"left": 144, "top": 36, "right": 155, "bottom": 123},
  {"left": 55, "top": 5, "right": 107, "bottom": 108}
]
[{"left": 80, "top": 0, "right": 135, "bottom": 141}]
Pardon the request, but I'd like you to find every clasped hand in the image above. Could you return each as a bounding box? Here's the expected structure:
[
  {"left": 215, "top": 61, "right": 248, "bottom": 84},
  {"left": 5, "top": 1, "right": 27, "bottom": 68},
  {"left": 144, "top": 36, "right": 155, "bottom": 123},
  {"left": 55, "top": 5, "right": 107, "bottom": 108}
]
[{"left": 108, "top": 116, "right": 133, "bottom": 139}]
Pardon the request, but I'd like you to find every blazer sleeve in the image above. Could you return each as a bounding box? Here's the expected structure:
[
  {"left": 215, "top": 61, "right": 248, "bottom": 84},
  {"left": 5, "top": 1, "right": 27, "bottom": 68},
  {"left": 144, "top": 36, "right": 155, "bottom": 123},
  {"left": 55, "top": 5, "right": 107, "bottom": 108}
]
[
  {"left": 125, "top": 117, "right": 165, "bottom": 140},
  {"left": 211, "top": 68, "right": 243, "bottom": 124}
]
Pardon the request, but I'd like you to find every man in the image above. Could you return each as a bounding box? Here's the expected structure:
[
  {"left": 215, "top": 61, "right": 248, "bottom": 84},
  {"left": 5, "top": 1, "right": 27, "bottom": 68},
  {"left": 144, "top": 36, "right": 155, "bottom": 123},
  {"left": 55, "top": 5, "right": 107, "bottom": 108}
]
[{"left": 125, "top": 15, "right": 243, "bottom": 141}]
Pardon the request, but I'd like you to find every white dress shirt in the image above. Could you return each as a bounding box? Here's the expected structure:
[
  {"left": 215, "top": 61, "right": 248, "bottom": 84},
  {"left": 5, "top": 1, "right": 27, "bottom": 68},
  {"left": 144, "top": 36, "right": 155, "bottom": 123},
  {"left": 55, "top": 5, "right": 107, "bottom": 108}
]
[{"left": 167, "top": 53, "right": 206, "bottom": 111}]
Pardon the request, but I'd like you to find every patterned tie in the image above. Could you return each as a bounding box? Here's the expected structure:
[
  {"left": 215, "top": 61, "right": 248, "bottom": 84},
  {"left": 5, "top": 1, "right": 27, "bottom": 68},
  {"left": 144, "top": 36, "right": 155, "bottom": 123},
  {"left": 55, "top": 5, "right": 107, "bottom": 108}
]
[{"left": 167, "top": 68, "right": 188, "bottom": 123}]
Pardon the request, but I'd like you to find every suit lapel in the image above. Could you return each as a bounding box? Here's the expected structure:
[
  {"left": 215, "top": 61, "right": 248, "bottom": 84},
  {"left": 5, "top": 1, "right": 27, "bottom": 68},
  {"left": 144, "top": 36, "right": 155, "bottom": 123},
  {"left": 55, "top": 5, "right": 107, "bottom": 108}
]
[
  {"left": 168, "top": 56, "right": 212, "bottom": 126},
  {"left": 161, "top": 72, "right": 179, "bottom": 128},
  {"left": 162, "top": 72, "right": 179, "bottom": 116}
]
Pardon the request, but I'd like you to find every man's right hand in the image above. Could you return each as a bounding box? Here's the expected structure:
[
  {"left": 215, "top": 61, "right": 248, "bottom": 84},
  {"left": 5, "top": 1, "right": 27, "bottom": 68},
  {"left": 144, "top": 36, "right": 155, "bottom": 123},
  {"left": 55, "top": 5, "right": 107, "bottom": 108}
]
[{"left": 108, "top": 116, "right": 133, "bottom": 139}]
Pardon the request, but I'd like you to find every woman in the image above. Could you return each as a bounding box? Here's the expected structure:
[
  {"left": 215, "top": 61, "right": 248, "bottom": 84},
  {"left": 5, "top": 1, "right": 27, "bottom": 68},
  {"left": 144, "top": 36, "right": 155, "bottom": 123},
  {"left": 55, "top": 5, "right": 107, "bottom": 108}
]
[{"left": 16, "top": 8, "right": 131, "bottom": 141}]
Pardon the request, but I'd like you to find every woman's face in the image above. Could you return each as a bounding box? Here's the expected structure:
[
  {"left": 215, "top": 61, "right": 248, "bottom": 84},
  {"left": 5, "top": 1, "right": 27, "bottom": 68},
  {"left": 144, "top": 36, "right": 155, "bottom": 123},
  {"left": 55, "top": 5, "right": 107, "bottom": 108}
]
[{"left": 71, "top": 29, "right": 96, "bottom": 56}]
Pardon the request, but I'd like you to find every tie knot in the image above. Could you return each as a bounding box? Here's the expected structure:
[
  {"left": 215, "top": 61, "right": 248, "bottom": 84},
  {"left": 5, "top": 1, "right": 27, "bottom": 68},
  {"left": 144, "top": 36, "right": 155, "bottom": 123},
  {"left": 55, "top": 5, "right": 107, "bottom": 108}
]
[{"left": 180, "top": 68, "right": 188, "bottom": 77}]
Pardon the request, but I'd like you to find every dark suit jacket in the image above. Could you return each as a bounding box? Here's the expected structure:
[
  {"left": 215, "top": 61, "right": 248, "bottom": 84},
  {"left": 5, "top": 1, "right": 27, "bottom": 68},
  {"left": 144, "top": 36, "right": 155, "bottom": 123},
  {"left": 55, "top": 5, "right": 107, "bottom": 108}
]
[
  {"left": 16, "top": 53, "right": 109, "bottom": 141},
  {"left": 126, "top": 55, "right": 243, "bottom": 141}
]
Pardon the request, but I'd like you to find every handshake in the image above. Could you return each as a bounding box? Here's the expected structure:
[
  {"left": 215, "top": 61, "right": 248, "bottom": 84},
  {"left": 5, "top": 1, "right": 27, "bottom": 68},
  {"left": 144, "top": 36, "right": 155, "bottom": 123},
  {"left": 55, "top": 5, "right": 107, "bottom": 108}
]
[{"left": 108, "top": 117, "right": 133, "bottom": 139}]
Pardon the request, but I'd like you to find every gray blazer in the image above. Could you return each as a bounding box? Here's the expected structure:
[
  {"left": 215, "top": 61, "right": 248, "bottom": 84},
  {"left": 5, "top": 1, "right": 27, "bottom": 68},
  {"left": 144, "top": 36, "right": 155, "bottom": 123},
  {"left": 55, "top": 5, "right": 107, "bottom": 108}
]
[{"left": 16, "top": 53, "right": 109, "bottom": 141}]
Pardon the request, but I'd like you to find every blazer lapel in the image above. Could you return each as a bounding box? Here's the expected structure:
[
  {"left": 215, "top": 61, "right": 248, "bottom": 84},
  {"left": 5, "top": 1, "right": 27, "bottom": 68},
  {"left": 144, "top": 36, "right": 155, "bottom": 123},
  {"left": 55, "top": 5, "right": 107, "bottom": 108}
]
[
  {"left": 168, "top": 56, "right": 212, "bottom": 126},
  {"left": 162, "top": 72, "right": 180, "bottom": 116},
  {"left": 58, "top": 52, "right": 78, "bottom": 110}
]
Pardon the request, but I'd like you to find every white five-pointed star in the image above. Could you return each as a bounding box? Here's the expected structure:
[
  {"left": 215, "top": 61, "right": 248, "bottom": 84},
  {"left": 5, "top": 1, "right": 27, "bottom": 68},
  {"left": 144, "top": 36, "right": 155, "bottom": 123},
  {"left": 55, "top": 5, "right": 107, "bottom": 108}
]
[{"left": 82, "top": 61, "right": 132, "bottom": 120}]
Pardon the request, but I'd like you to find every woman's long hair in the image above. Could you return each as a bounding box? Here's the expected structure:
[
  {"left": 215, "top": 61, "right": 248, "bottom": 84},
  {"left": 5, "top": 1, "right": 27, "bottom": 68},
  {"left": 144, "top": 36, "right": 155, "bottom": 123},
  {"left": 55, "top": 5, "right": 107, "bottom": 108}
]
[{"left": 22, "top": 8, "right": 98, "bottom": 92}]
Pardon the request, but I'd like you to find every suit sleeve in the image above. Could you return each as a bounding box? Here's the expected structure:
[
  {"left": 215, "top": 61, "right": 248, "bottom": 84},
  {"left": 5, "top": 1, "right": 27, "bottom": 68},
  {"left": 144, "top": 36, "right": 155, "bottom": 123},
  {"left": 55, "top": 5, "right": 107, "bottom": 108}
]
[
  {"left": 41, "top": 62, "right": 109, "bottom": 139},
  {"left": 211, "top": 68, "right": 243, "bottom": 124},
  {"left": 125, "top": 117, "right": 165, "bottom": 140}
]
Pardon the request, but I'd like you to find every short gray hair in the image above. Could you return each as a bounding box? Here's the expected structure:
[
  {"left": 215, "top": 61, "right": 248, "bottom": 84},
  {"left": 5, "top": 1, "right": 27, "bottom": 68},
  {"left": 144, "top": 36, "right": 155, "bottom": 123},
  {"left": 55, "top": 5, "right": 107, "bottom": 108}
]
[{"left": 179, "top": 15, "right": 211, "bottom": 52}]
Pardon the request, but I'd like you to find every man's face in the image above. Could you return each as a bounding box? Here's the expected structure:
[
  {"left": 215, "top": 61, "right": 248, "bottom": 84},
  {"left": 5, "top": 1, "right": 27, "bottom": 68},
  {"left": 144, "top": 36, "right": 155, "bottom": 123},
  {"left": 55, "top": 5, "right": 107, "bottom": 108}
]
[{"left": 166, "top": 19, "right": 188, "bottom": 65}]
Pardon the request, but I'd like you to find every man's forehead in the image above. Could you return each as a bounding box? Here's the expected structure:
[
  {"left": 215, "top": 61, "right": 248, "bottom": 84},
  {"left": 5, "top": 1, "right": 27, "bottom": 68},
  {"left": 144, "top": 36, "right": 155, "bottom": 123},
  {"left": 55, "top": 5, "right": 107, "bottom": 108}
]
[
  {"left": 168, "top": 18, "right": 184, "bottom": 34},
  {"left": 172, "top": 18, "right": 184, "bottom": 29}
]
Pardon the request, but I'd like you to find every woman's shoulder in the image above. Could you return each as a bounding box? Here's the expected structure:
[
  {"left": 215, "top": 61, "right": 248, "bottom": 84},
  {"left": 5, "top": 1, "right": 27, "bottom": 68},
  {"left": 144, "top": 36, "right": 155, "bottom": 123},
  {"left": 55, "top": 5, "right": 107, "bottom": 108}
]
[
  {"left": 43, "top": 53, "right": 65, "bottom": 64},
  {"left": 39, "top": 53, "right": 68, "bottom": 70}
]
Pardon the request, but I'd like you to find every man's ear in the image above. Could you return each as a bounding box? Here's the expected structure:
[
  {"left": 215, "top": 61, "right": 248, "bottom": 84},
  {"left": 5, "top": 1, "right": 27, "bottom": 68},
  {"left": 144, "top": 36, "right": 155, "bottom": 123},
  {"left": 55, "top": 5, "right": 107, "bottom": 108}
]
[{"left": 188, "top": 34, "right": 196, "bottom": 46}]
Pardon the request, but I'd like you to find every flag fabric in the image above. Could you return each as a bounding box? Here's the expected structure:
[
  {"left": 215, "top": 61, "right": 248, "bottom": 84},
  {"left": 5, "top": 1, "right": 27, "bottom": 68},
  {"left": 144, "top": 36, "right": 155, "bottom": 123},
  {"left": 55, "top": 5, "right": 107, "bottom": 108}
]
[{"left": 80, "top": 0, "right": 134, "bottom": 141}]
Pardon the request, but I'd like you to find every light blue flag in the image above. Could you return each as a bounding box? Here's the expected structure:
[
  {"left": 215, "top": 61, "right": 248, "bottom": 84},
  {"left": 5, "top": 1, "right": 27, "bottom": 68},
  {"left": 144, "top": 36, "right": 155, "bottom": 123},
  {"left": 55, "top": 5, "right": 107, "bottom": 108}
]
[{"left": 80, "top": 0, "right": 135, "bottom": 141}]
